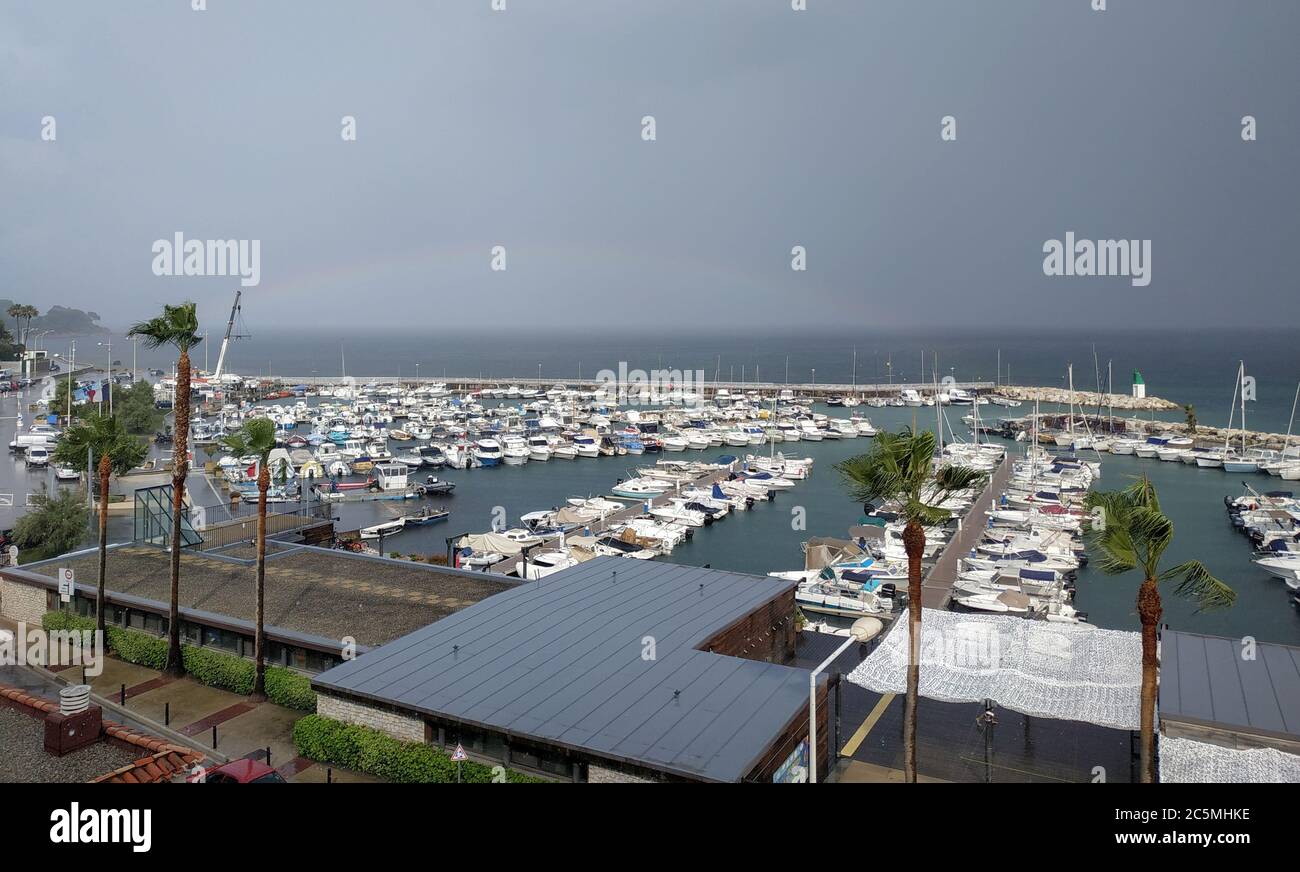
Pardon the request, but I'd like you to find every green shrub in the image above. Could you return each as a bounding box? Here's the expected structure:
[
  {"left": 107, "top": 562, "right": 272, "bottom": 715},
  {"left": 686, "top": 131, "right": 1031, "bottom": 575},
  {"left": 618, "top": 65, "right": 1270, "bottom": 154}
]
[
  {"left": 39, "top": 611, "right": 317, "bottom": 712},
  {"left": 265, "top": 667, "right": 317, "bottom": 711},
  {"left": 182, "top": 646, "right": 254, "bottom": 695},
  {"left": 42, "top": 611, "right": 96, "bottom": 633},
  {"left": 292, "top": 715, "right": 546, "bottom": 783},
  {"left": 105, "top": 627, "right": 168, "bottom": 670}
]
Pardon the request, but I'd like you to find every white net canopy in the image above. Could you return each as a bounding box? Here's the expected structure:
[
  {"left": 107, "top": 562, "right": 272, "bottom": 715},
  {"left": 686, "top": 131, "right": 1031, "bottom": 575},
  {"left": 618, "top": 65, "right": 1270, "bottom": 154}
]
[
  {"left": 1159, "top": 736, "right": 1300, "bottom": 783},
  {"left": 847, "top": 608, "right": 1142, "bottom": 730}
]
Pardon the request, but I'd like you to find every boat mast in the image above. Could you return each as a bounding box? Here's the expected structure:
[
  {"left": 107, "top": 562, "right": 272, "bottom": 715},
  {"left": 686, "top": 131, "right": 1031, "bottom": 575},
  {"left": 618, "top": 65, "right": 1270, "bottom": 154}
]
[
  {"left": 212, "top": 289, "right": 242, "bottom": 380},
  {"left": 1223, "top": 362, "right": 1240, "bottom": 453},
  {"left": 1107, "top": 360, "right": 1114, "bottom": 435},
  {"left": 934, "top": 362, "right": 943, "bottom": 453},
  {"left": 1285, "top": 381, "right": 1300, "bottom": 458},
  {"left": 1240, "top": 360, "right": 1248, "bottom": 454},
  {"left": 1067, "top": 363, "right": 1075, "bottom": 443}
]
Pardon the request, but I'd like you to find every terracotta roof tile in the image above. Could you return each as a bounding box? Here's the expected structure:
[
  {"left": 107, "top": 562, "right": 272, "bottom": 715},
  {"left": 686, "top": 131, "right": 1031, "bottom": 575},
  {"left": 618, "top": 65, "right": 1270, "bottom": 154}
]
[{"left": 0, "top": 680, "right": 206, "bottom": 784}]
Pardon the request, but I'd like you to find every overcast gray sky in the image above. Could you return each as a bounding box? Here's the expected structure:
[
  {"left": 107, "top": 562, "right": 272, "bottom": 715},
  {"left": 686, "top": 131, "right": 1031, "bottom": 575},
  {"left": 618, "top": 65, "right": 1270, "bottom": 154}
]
[{"left": 2, "top": 1, "right": 1296, "bottom": 331}]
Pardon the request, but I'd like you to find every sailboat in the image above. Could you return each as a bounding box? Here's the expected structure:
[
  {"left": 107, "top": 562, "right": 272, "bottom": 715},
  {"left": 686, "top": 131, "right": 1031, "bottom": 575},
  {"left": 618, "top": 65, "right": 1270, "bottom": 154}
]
[
  {"left": 1263, "top": 383, "right": 1300, "bottom": 477},
  {"left": 1221, "top": 361, "right": 1258, "bottom": 473}
]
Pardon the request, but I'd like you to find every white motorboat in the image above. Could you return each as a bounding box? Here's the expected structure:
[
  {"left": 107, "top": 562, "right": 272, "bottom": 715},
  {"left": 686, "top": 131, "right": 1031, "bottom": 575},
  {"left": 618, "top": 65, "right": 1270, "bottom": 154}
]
[
  {"left": 360, "top": 518, "right": 406, "bottom": 539},
  {"left": 527, "top": 435, "right": 553, "bottom": 462},
  {"left": 517, "top": 550, "right": 580, "bottom": 580},
  {"left": 565, "top": 497, "right": 626, "bottom": 518},
  {"left": 1254, "top": 554, "right": 1300, "bottom": 582},
  {"left": 611, "top": 478, "right": 668, "bottom": 499},
  {"left": 649, "top": 504, "right": 707, "bottom": 527},
  {"left": 573, "top": 435, "right": 600, "bottom": 457},
  {"left": 474, "top": 438, "right": 503, "bottom": 466}
]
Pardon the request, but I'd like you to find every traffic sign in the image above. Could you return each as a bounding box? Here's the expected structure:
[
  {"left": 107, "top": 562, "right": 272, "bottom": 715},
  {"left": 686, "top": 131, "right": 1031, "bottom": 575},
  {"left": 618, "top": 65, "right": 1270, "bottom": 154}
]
[
  {"left": 451, "top": 744, "right": 468, "bottom": 762},
  {"left": 58, "top": 567, "right": 75, "bottom": 602}
]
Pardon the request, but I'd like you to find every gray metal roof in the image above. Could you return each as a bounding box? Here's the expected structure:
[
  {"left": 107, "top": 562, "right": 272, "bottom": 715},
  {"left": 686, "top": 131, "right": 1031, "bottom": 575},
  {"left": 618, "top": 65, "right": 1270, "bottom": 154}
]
[
  {"left": 313, "top": 557, "right": 809, "bottom": 781},
  {"left": 1160, "top": 629, "right": 1300, "bottom": 740}
]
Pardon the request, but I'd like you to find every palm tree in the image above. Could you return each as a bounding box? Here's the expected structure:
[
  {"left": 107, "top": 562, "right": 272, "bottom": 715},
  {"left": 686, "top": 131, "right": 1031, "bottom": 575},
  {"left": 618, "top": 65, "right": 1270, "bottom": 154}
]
[
  {"left": 21, "top": 304, "right": 39, "bottom": 344},
  {"left": 128, "top": 303, "right": 201, "bottom": 676},
  {"left": 7, "top": 304, "right": 23, "bottom": 347},
  {"left": 219, "top": 418, "right": 276, "bottom": 700},
  {"left": 1084, "top": 476, "right": 1234, "bottom": 783},
  {"left": 1182, "top": 404, "right": 1198, "bottom": 435},
  {"left": 51, "top": 413, "right": 148, "bottom": 634},
  {"left": 836, "top": 427, "right": 987, "bottom": 782}
]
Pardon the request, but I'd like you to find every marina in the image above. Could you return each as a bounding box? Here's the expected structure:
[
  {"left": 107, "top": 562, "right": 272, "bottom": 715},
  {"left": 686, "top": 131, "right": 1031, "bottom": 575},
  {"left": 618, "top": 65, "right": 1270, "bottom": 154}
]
[{"left": 10, "top": 359, "right": 1300, "bottom": 645}]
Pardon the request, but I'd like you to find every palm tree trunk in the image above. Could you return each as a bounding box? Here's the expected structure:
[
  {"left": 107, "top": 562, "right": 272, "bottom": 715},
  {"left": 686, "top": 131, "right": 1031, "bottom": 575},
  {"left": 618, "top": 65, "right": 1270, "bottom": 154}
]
[
  {"left": 252, "top": 464, "right": 269, "bottom": 700},
  {"left": 97, "top": 453, "right": 111, "bottom": 636},
  {"left": 1136, "top": 576, "right": 1162, "bottom": 783},
  {"left": 164, "top": 349, "right": 192, "bottom": 676},
  {"left": 902, "top": 517, "right": 926, "bottom": 783}
]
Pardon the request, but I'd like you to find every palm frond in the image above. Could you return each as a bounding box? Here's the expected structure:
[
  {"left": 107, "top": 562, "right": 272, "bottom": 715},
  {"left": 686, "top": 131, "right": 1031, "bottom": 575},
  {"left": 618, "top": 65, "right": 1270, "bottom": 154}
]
[
  {"left": 127, "top": 302, "right": 202, "bottom": 352},
  {"left": 1160, "top": 560, "right": 1237, "bottom": 611},
  {"left": 50, "top": 412, "right": 147, "bottom": 475}
]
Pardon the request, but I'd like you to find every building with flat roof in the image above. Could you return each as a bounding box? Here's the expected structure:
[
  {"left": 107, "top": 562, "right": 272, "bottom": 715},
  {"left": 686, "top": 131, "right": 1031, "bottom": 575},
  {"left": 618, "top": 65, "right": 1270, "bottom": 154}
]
[
  {"left": 1159, "top": 628, "right": 1300, "bottom": 756},
  {"left": 0, "top": 542, "right": 512, "bottom": 673},
  {"left": 312, "top": 557, "right": 820, "bottom": 782}
]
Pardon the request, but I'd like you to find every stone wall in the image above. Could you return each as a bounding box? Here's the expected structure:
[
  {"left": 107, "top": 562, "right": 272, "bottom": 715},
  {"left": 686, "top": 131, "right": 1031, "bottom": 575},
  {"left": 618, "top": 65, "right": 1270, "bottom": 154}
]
[
  {"left": 0, "top": 577, "right": 48, "bottom": 624},
  {"left": 587, "top": 763, "right": 654, "bottom": 783},
  {"left": 317, "top": 691, "right": 424, "bottom": 743}
]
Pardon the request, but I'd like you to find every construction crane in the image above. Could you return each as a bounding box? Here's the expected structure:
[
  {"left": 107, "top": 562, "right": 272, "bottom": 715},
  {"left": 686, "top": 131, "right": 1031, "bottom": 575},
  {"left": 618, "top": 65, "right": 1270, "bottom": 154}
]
[{"left": 212, "top": 289, "right": 245, "bottom": 380}]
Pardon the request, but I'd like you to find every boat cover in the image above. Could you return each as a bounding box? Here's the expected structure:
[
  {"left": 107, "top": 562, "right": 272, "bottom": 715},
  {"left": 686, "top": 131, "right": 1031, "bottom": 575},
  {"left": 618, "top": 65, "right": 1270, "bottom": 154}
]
[
  {"left": 457, "top": 532, "right": 526, "bottom": 555},
  {"left": 848, "top": 608, "right": 1141, "bottom": 730}
]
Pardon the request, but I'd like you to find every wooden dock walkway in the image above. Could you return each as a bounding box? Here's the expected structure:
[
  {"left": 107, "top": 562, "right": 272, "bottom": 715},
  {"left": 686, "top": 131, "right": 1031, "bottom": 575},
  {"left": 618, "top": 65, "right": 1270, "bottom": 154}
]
[{"left": 919, "top": 452, "right": 1012, "bottom": 609}]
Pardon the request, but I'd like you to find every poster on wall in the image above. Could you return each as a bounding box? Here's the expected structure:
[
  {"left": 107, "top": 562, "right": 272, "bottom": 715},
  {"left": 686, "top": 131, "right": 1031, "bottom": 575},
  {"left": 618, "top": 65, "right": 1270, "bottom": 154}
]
[{"left": 773, "top": 739, "right": 809, "bottom": 783}]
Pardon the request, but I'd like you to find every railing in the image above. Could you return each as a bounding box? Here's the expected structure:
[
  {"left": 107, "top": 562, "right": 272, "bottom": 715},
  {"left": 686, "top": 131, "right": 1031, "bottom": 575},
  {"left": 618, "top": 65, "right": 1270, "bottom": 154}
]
[{"left": 190, "top": 491, "right": 332, "bottom": 552}]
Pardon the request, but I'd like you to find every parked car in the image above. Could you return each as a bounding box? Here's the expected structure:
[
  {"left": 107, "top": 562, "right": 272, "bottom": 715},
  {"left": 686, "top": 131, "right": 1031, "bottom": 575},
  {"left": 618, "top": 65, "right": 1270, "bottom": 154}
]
[
  {"left": 187, "top": 759, "right": 286, "bottom": 784},
  {"left": 24, "top": 446, "right": 50, "bottom": 468}
]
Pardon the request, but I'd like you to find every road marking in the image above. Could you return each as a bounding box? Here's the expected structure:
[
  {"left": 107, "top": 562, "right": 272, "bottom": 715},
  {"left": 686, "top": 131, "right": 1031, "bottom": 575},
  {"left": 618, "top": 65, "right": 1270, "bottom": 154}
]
[{"left": 841, "top": 692, "right": 896, "bottom": 758}]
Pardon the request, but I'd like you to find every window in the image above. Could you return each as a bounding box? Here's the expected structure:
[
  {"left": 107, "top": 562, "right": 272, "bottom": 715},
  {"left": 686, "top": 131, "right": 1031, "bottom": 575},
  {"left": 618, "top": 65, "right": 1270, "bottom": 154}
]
[
  {"left": 269, "top": 642, "right": 292, "bottom": 666},
  {"left": 510, "top": 747, "right": 541, "bottom": 771},
  {"left": 74, "top": 596, "right": 96, "bottom": 619},
  {"left": 302, "top": 649, "right": 338, "bottom": 673},
  {"left": 202, "top": 627, "right": 241, "bottom": 653}
]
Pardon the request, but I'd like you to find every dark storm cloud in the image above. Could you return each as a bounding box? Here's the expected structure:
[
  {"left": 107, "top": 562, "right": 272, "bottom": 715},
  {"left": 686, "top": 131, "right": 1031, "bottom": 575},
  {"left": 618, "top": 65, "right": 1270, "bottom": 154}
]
[{"left": 1, "top": 0, "right": 1296, "bottom": 330}]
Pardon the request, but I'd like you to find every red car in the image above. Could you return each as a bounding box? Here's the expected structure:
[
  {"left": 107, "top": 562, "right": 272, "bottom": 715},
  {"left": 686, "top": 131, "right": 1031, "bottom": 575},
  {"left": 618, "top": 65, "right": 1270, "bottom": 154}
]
[{"left": 188, "top": 759, "right": 287, "bottom": 783}]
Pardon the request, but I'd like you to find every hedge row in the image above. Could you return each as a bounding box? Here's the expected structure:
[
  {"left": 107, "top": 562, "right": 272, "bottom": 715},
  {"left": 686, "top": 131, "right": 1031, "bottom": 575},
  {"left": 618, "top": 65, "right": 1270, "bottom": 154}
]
[
  {"left": 42, "top": 611, "right": 317, "bottom": 712},
  {"left": 292, "top": 714, "right": 547, "bottom": 784}
]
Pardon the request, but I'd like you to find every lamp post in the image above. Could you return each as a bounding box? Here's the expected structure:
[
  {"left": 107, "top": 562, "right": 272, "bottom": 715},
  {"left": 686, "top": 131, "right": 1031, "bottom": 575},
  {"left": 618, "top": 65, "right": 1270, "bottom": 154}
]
[
  {"left": 67, "top": 340, "right": 76, "bottom": 422},
  {"left": 97, "top": 341, "right": 112, "bottom": 415}
]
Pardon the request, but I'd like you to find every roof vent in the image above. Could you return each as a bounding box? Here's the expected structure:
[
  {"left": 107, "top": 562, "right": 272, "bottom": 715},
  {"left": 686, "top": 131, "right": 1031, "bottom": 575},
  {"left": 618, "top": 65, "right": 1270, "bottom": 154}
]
[{"left": 59, "top": 684, "right": 91, "bottom": 716}]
